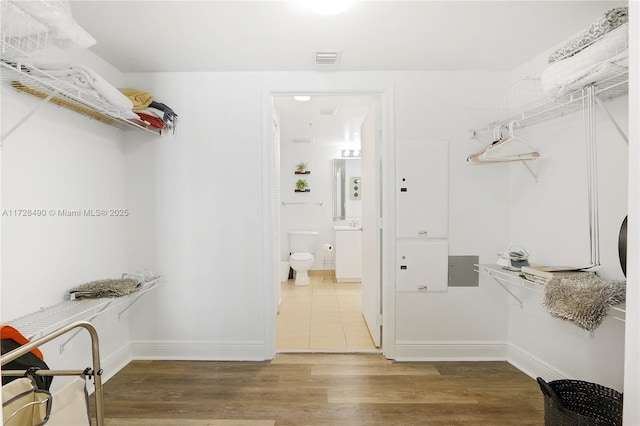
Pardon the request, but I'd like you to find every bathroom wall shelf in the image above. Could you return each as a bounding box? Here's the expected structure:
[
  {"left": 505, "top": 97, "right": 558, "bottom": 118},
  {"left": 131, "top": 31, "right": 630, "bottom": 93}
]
[
  {"left": 295, "top": 171, "right": 311, "bottom": 175},
  {"left": 476, "top": 264, "right": 625, "bottom": 322},
  {"left": 294, "top": 189, "right": 311, "bottom": 192},
  {"left": 6, "top": 276, "right": 166, "bottom": 346}
]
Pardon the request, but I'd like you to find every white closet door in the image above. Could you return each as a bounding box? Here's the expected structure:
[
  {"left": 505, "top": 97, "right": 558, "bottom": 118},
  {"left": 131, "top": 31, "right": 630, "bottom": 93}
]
[
  {"left": 396, "top": 240, "right": 448, "bottom": 293},
  {"left": 396, "top": 140, "right": 448, "bottom": 239}
]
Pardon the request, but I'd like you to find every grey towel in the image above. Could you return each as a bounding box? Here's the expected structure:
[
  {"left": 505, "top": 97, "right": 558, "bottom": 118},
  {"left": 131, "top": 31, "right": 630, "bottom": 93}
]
[
  {"left": 542, "top": 274, "right": 626, "bottom": 331},
  {"left": 548, "top": 7, "right": 628, "bottom": 63},
  {"left": 66, "top": 278, "right": 141, "bottom": 300}
]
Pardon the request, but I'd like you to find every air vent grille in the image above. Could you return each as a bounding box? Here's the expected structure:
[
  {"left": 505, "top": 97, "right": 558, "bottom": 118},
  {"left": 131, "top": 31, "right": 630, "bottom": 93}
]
[{"left": 314, "top": 51, "right": 340, "bottom": 65}]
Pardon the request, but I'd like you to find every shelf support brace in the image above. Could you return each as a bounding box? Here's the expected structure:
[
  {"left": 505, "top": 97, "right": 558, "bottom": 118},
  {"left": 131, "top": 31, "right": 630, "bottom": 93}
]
[
  {"left": 118, "top": 281, "right": 160, "bottom": 319},
  {"left": 1, "top": 90, "right": 58, "bottom": 145},
  {"left": 488, "top": 274, "right": 523, "bottom": 308},
  {"left": 521, "top": 162, "right": 538, "bottom": 183},
  {"left": 594, "top": 95, "right": 628, "bottom": 145},
  {"left": 59, "top": 300, "right": 113, "bottom": 354}
]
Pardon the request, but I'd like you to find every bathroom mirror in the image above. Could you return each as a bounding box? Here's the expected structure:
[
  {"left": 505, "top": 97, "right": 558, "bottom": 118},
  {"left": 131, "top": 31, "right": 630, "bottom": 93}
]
[{"left": 333, "top": 158, "right": 362, "bottom": 220}]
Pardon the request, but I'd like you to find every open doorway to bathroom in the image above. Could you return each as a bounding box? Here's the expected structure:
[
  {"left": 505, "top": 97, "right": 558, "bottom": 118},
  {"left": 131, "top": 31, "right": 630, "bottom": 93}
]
[{"left": 272, "top": 94, "right": 382, "bottom": 353}]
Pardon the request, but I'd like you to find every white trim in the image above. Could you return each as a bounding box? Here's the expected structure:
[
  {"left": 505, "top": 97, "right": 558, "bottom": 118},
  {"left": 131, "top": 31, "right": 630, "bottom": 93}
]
[
  {"left": 507, "top": 343, "right": 571, "bottom": 381},
  {"left": 394, "top": 340, "right": 507, "bottom": 361},
  {"left": 261, "top": 84, "right": 276, "bottom": 360},
  {"left": 261, "top": 83, "right": 396, "bottom": 360},
  {"left": 380, "top": 85, "right": 396, "bottom": 360},
  {"left": 131, "top": 340, "right": 266, "bottom": 361},
  {"left": 100, "top": 343, "right": 132, "bottom": 383}
]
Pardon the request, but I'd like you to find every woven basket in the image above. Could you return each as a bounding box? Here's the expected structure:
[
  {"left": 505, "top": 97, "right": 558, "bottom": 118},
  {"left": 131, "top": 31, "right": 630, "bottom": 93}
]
[{"left": 537, "top": 378, "right": 623, "bottom": 426}]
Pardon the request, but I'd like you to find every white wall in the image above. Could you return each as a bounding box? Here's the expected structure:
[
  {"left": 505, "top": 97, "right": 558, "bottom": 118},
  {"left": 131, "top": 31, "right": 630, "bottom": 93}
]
[
  {"left": 124, "top": 72, "right": 268, "bottom": 360},
  {"left": 277, "top": 97, "right": 367, "bottom": 269},
  {"left": 120, "top": 70, "right": 513, "bottom": 361},
  {"left": 497, "top": 28, "right": 629, "bottom": 390},
  {"left": 623, "top": 2, "right": 639, "bottom": 419},
  {"left": 0, "top": 45, "right": 134, "bottom": 388},
  {"left": 1, "top": 52, "right": 633, "bottom": 405},
  {"left": 278, "top": 134, "right": 341, "bottom": 269}
]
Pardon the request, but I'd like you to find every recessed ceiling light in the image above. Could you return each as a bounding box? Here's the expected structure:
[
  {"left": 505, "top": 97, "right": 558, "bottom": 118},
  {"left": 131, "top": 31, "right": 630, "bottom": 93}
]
[{"left": 294, "top": 95, "right": 311, "bottom": 102}]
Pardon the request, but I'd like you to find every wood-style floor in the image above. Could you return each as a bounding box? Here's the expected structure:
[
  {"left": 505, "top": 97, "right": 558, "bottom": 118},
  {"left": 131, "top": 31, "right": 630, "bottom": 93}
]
[{"left": 96, "top": 354, "right": 544, "bottom": 425}]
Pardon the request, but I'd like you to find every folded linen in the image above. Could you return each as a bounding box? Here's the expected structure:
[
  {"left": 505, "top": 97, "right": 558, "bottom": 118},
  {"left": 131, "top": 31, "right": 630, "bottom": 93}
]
[
  {"left": 149, "top": 100, "right": 178, "bottom": 133},
  {"left": 30, "top": 63, "right": 138, "bottom": 118},
  {"left": 540, "top": 24, "right": 628, "bottom": 97},
  {"left": 548, "top": 7, "right": 628, "bottom": 63},
  {"left": 119, "top": 88, "right": 154, "bottom": 111},
  {"left": 135, "top": 112, "right": 166, "bottom": 129}
]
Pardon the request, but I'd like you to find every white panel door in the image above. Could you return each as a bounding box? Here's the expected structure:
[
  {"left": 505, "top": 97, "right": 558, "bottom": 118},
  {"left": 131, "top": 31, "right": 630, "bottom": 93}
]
[
  {"left": 396, "top": 240, "right": 449, "bottom": 293},
  {"left": 396, "top": 141, "right": 448, "bottom": 239},
  {"left": 361, "top": 102, "right": 381, "bottom": 347}
]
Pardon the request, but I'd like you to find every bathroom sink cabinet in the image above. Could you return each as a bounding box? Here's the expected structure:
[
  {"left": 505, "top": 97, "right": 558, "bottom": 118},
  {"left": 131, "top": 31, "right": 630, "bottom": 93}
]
[{"left": 334, "top": 227, "right": 362, "bottom": 282}]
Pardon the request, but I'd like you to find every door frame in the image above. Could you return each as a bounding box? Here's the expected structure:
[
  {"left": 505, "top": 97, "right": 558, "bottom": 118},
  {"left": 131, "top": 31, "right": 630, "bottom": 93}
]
[{"left": 261, "top": 85, "right": 396, "bottom": 360}]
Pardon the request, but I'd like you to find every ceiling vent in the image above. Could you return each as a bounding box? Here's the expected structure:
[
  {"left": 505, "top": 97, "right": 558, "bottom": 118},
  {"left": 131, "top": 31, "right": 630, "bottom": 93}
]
[
  {"left": 320, "top": 108, "right": 337, "bottom": 116},
  {"left": 314, "top": 51, "right": 341, "bottom": 65}
]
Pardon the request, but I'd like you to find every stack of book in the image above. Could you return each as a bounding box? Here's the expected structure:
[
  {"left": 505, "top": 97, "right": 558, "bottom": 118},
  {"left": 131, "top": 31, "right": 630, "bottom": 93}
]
[{"left": 520, "top": 265, "right": 593, "bottom": 285}]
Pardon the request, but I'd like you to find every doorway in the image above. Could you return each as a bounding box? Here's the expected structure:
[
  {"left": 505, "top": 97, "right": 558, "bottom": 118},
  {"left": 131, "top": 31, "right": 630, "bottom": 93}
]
[{"left": 271, "top": 93, "right": 382, "bottom": 353}]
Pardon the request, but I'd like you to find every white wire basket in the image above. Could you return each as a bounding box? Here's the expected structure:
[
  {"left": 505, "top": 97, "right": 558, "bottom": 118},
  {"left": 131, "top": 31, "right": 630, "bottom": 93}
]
[{"left": 1, "top": 1, "right": 50, "bottom": 61}]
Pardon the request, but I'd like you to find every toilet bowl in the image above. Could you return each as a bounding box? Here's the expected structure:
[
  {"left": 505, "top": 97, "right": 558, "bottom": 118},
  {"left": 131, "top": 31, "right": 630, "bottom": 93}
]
[{"left": 287, "top": 231, "right": 318, "bottom": 286}]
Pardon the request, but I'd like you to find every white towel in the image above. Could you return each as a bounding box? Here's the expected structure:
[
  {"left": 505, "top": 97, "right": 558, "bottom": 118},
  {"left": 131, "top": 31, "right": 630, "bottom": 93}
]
[
  {"left": 541, "top": 24, "right": 628, "bottom": 97},
  {"left": 30, "top": 63, "right": 139, "bottom": 119}
]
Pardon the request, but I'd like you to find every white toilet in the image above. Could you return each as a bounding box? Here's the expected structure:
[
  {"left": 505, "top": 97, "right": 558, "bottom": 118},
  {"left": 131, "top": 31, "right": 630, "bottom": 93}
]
[{"left": 288, "top": 231, "right": 318, "bottom": 286}]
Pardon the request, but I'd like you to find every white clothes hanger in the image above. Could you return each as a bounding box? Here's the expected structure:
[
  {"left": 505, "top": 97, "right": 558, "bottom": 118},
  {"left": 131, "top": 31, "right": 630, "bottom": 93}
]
[{"left": 467, "top": 122, "right": 540, "bottom": 163}]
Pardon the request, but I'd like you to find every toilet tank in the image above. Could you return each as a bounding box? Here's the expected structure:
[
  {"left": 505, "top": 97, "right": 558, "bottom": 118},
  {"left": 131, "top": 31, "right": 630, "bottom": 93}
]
[{"left": 287, "top": 231, "right": 319, "bottom": 253}]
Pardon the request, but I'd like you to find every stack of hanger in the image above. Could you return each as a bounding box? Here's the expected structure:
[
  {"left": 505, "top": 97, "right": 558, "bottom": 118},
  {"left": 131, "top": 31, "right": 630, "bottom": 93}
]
[{"left": 467, "top": 122, "right": 541, "bottom": 163}]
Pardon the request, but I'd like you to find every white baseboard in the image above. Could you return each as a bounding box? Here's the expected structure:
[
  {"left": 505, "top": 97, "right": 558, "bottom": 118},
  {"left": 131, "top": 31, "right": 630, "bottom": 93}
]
[
  {"left": 131, "top": 340, "right": 267, "bottom": 361},
  {"left": 101, "top": 343, "right": 133, "bottom": 383},
  {"left": 394, "top": 340, "right": 508, "bottom": 361},
  {"left": 507, "top": 343, "right": 570, "bottom": 381}
]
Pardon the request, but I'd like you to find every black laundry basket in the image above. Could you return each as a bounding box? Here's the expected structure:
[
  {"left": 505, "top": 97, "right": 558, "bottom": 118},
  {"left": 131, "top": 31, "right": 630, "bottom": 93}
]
[{"left": 537, "top": 377, "right": 623, "bottom": 426}]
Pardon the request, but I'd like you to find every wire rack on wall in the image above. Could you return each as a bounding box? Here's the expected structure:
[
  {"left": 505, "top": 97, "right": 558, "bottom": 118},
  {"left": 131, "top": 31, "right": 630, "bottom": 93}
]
[
  {"left": 468, "top": 23, "right": 629, "bottom": 140},
  {"left": 0, "top": 1, "right": 161, "bottom": 136},
  {"left": 1, "top": 1, "right": 49, "bottom": 61},
  {"left": 468, "top": 70, "right": 628, "bottom": 140},
  {"left": 0, "top": 61, "right": 161, "bottom": 134}
]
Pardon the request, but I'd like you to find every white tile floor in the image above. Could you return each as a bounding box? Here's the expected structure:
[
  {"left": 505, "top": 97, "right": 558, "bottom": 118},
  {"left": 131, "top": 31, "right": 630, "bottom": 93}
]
[{"left": 276, "top": 271, "right": 379, "bottom": 353}]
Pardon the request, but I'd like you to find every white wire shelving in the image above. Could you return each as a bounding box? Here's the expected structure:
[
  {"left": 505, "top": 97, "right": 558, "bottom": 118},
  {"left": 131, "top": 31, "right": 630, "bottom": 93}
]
[
  {"left": 6, "top": 276, "right": 166, "bottom": 348},
  {"left": 476, "top": 264, "right": 625, "bottom": 322},
  {"left": 468, "top": 69, "right": 628, "bottom": 139},
  {"left": 0, "top": 1, "right": 161, "bottom": 138},
  {"left": 468, "top": 23, "right": 629, "bottom": 139}
]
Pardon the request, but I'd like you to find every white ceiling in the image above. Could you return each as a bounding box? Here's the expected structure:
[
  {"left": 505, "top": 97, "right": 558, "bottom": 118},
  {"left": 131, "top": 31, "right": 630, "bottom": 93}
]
[
  {"left": 273, "top": 95, "right": 375, "bottom": 143},
  {"left": 70, "top": 1, "right": 625, "bottom": 73}
]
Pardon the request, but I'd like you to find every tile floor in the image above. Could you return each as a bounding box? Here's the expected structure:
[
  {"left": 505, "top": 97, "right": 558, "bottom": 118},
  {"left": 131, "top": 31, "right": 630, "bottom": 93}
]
[{"left": 276, "top": 271, "right": 379, "bottom": 353}]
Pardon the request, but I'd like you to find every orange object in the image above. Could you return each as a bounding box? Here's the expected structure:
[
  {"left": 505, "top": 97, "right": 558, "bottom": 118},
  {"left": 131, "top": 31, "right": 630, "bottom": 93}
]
[{"left": 1, "top": 325, "right": 44, "bottom": 361}]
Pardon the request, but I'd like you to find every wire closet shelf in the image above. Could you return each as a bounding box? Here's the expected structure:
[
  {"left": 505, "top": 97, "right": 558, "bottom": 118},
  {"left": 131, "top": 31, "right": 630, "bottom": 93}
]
[
  {"left": 468, "top": 23, "right": 629, "bottom": 139},
  {"left": 0, "top": 1, "right": 161, "bottom": 135}
]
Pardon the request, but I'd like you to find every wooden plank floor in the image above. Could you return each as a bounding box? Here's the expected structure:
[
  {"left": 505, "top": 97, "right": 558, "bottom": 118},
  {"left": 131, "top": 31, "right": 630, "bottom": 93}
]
[{"left": 95, "top": 354, "right": 544, "bottom": 426}]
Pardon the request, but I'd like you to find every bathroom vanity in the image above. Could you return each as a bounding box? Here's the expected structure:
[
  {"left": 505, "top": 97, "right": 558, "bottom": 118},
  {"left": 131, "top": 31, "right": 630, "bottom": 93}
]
[{"left": 334, "top": 225, "right": 362, "bottom": 282}]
